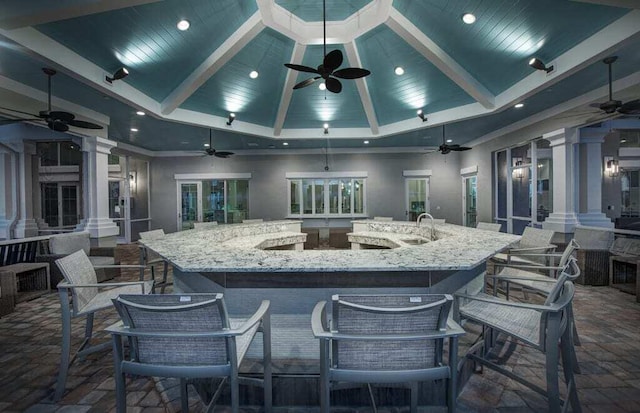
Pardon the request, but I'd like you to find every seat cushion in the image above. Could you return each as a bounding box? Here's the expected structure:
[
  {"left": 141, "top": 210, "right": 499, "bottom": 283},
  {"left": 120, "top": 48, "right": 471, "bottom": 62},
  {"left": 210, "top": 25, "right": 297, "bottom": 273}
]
[
  {"left": 229, "top": 317, "right": 261, "bottom": 367},
  {"left": 459, "top": 292, "right": 542, "bottom": 346},
  {"left": 88, "top": 256, "right": 115, "bottom": 267}
]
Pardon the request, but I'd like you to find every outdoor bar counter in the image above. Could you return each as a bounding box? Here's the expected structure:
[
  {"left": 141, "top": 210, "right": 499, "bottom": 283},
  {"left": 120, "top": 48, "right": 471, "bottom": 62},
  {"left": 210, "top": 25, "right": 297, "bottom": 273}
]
[{"left": 139, "top": 219, "right": 520, "bottom": 313}]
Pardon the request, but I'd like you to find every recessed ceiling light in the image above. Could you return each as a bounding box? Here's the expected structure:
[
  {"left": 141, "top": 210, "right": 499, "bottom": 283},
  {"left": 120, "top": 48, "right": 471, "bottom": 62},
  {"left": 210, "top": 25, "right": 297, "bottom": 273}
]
[
  {"left": 130, "top": 128, "right": 138, "bottom": 132},
  {"left": 462, "top": 13, "right": 476, "bottom": 24},
  {"left": 394, "top": 66, "right": 404, "bottom": 76},
  {"left": 136, "top": 111, "right": 145, "bottom": 116},
  {"left": 514, "top": 103, "right": 524, "bottom": 108},
  {"left": 446, "top": 139, "right": 453, "bottom": 143},
  {"left": 364, "top": 140, "right": 369, "bottom": 144},
  {"left": 283, "top": 142, "right": 289, "bottom": 146},
  {"left": 621, "top": 139, "right": 627, "bottom": 143},
  {"left": 319, "top": 82, "right": 326, "bottom": 91},
  {"left": 177, "top": 20, "right": 190, "bottom": 31},
  {"left": 204, "top": 143, "right": 210, "bottom": 147},
  {"left": 249, "top": 70, "right": 259, "bottom": 79}
]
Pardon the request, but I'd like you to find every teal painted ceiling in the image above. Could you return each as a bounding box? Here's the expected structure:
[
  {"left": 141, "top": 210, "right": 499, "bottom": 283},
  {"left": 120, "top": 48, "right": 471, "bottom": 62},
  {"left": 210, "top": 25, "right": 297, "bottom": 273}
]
[{"left": 0, "top": 0, "right": 638, "bottom": 152}]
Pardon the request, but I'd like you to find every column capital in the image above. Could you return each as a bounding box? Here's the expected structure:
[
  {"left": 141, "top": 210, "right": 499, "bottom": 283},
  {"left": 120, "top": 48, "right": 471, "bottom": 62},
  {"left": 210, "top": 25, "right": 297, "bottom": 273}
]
[
  {"left": 543, "top": 127, "right": 578, "bottom": 146},
  {"left": 0, "top": 137, "right": 36, "bottom": 154},
  {"left": 579, "top": 127, "right": 608, "bottom": 144},
  {"left": 82, "top": 136, "right": 117, "bottom": 155}
]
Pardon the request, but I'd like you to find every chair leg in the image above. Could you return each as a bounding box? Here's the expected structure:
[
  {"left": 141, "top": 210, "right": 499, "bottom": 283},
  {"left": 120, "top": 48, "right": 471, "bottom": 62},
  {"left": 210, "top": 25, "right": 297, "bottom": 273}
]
[
  {"left": 113, "top": 335, "right": 127, "bottom": 413},
  {"left": 150, "top": 265, "right": 156, "bottom": 294},
  {"left": 319, "top": 340, "right": 330, "bottom": 413},
  {"left": 409, "top": 382, "right": 418, "bottom": 413},
  {"left": 262, "top": 313, "right": 272, "bottom": 413},
  {"left": 560, "top": 333, "right": 582, "bottom": 413},
  {"left": 448, "top": 336, "right": 459, "bottom": 413},
  {"left": 180, "top": 378, "right": 189, "bottom": 413},
  {"left": 230, "top": 367, "right": 239, "bottom": 413},
  {"left": 161, "top": 261, "right": 169, "bottom": 294},
  {"left": 54, "top": 289, "right": 72, "bottom": 401},
  {"left": 545, "top": 320, "right": 561, "bottom": 413}
]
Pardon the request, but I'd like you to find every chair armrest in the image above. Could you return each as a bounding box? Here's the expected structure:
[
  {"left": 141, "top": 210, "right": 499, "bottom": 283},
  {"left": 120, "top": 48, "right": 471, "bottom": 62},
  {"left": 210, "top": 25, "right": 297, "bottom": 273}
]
[
  {"left": 107, "top": 327, "right": 250, "bottom": 339},
  {"left": 491, "top": 274, "right": 557, "bottom": 283},
  {"left": 58, "top": 281, "right": 149, "bottom": 289},
  {"left": 93, "top": 264, "right": 146, "bottom": 270},
  {"left": 507, "top": 245, "right": 556, "bottom": 253},
  {"left": 311, "top": 301, "right": 330, "bottom": 338},
  {"left": 455, "top": 292, "right": 560, "bottom": 312},
  {"left": 504, "top": 252, "right": 564, "bottom": 258},
  {"left": 492, "top": 263, "right": 561, "bottom": 271},
  {"left": 227, "top": 300, "right": 270, "bottom": 336}
]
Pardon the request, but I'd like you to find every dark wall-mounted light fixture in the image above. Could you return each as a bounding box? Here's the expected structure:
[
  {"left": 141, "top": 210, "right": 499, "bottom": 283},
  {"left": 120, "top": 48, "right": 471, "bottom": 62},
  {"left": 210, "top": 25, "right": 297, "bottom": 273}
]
[
  {"left": 417, "top": 109, "right": 427, "bottom": 122},
  {"left": 226, "top": 113, "right": 235, "bottom": 125},
  {"left": 528, "top": 57, "right": 554, "bottom": 73},
  {"left": 106, "top": 67, "right": 129, "bottom": 83},
  {"left": 323, "top": 123, "right": 329, "bottom": 135}
]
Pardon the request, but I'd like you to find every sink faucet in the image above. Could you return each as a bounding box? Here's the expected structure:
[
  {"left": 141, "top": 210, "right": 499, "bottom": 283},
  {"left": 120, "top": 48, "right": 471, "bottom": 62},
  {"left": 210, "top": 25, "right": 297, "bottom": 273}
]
[{"left": 416, "top": 212, "right": 436, "bottom": 240}]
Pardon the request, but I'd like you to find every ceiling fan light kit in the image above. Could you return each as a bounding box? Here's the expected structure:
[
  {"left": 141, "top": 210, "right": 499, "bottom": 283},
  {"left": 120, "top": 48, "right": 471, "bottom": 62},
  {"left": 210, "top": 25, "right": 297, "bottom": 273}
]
[{"left": 284, "top": 0, "right": 370, "bottom": 94}]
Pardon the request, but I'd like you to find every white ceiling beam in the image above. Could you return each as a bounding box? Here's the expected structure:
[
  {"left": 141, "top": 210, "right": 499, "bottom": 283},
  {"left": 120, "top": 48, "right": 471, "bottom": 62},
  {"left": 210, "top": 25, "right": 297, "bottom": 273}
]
[
  {"left": 0, "top": 0, "right": 164, "bottom": 30},
  {"left": 386, "top": 8, "right": 496, "bottom": 110},
  {"left": 160, "top": 12, "right": 264, "bottom": 115},
  {"left": 257, "top": 0, "right": 392, "bottom": 45},
  {"left": 495, "top": 9, "right": 640, "bottom": 108},
  {"left": 570, "top": 0, "right": 640, "bottom": 9},
  {"left": 274, "top": 43, "right": 306, "bottom": 136},
  {"left": 343, "top": 41, "right": 378, "bottom": 135}
]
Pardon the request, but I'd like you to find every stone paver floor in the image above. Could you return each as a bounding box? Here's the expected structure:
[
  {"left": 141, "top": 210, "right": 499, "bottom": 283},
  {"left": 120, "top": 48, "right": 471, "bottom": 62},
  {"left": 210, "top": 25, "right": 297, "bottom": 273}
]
[{"left": 0, "top": 244, "right": 639, "bottom": 412}]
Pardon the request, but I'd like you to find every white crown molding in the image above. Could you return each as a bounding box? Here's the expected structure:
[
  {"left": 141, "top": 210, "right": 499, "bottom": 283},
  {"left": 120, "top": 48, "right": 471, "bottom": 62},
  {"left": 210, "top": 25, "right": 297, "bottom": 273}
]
[
  {"left": 286, "top": 171, "right": 368, "bottom": 179},
  {"left": 174, "top": 172, "right": 252, "bottom": 180}
]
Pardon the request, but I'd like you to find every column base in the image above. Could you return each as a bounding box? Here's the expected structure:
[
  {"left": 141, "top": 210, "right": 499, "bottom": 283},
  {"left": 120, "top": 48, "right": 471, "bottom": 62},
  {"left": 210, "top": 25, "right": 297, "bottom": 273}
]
[
  {"left": 0, "top": 218, "right": 15, "bottom": 240},
  {"left": 542, "top": 213, "right": 581, "bottom": 234},
  {"left": 76, "top": 218, "right": 119, "bottom": 240},
  {"left": 13, "top": 218, "right": 39, "bottom": 238},
  {"left": 578, "top": 212, "right": 614, "bottom": 228}
]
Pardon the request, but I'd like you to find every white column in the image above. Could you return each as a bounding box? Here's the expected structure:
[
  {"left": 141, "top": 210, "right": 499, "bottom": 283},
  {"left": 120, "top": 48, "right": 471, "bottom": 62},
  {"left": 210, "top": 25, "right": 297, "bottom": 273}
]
[
  {"left": 8, "top": 140, "right": 39, "bottom": 238},
  {"left": 75, "top": 136, "right": 119, "bottom": 245},
  {"left": 578, "top": 128, "right": 614, "bottom": 228},
  {"left": 0, "top": 149, "right": 16, "bottom": 239},
  {"left": 542, "top": 128, "right": 581, "bottom": 234}
]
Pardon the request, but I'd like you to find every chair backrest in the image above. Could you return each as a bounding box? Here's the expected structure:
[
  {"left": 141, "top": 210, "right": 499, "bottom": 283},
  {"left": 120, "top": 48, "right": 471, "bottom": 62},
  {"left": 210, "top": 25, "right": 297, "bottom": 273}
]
[
  {"left": 557, "top": 239, "right": 580, "bottom": 268},
  {"left": 544, "top": 257, "right": 580, "bottom": 306},
  {"left": 139, "top": 229, "right": 165, "bottom": 240},
  {"left": 520, "top": 227, "right": 555, "bottom": 249},
  {"left": 574, "top": 227, "right": 613, "bottom": 250},
  {"left": 610, "top": 237, "right": 640, "bottom": 257},
  {"left": 49, "top": 231, "right": 91, "bottom": 255},
  {"left": 331, "top": 294, "right": 452, "bottom": 370},
  {"left": 476, "top": 222, "right": 501, "bottom": 232},
  {"left": 373, "top": 216, "right": 393, "bottom": 222},
  {"left": 55, "top": 250, "right": 98, "bottom": 313},
  {"left": 193, "top": 222, "right": 218, "bottom": 230},
  {"left": 113, "top": 293, "right": 231, "bottom": 366}
]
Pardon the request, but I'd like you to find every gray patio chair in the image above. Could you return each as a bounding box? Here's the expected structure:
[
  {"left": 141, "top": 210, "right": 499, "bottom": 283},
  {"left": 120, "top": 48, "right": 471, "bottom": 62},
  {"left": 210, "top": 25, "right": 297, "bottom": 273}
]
[
  {"left": 54, "top": 250, "right": 152, "bottom": 401},
  {"left": 455, "top": 259, "right": 581, "bottom": 413},
  {"left": 312, "top": 294, "right": 465, "bottom": 413},
  {"left": 138, "top": 229, "right": 171, "bottom": 294},
  {"left": 476, "top": 222, "right": 501, "bottom": 232},
  {"left": 193, "top": 221, "right": 219, "bottom": 230},
  {"left": 108, "top": 293, "right": 271, "bottom": 413},
  {"left": 491, "top": 227, "right": 556, "bottom": 267}
]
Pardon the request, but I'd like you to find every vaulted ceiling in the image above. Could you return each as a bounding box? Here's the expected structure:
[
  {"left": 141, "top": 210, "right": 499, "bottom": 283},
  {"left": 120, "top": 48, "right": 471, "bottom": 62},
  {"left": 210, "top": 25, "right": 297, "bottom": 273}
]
[{"left": 0, "top": 0, "right": 639, "bottom": 153}]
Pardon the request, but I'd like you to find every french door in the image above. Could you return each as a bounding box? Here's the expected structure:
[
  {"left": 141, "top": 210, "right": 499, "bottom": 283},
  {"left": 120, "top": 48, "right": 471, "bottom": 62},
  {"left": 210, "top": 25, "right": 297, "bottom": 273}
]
[
  {"left": 178, "top": 182, "right": 201, "bottom": 230},
  {"left": 176, "top": 179, "right": 250, "bottom": 230},
  {"left": 405, "top": 177, "right": 430, "bottom": 222},
  {"left": 41, "top": 183, "right": 80, "bottom": 228},
  {"left": 462, "top": 175, "right": 477, "bottom": 227}
]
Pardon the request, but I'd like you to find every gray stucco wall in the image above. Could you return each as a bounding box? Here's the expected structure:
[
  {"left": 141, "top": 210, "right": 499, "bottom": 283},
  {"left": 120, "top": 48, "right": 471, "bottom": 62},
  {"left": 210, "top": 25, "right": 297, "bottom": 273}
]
[{"left": 149, "top": 151, "right": 463, "bottom": 233}]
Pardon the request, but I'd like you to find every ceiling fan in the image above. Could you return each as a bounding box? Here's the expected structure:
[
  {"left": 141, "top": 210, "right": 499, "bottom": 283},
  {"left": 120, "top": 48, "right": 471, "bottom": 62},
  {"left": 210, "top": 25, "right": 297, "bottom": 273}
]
[
  {"left": 590, "top": 56, "right": 640, "bottom": 115},
  {"left": 438, "top": 125, "right": 471, "bottom": 154},
  {"left": 0, "top": 68, "right": 103, "bottom": 132},
  {"left": 203, "top": 129, "right": 233, "bottom": 158},
  {"left": 283, "top": 0, "right": 370, "bottom": 93}
]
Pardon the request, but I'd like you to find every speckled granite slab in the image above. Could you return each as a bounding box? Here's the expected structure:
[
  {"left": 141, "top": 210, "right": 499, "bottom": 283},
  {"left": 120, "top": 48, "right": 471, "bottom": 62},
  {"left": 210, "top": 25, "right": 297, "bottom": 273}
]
[{"left": 140, "top": 220, "right": 520, "bottom": 273}]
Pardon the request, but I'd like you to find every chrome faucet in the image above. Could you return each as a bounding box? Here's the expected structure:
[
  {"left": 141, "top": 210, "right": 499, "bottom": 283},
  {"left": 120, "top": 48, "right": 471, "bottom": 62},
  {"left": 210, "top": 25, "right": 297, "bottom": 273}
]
[{"left": 416, "top": 212, "right": 436, "bottom": 240}]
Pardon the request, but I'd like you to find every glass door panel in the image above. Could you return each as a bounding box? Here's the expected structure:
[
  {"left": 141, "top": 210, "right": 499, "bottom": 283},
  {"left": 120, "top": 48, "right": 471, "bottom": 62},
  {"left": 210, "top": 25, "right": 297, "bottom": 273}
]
[
  {"left": 536, "top": 139, "right": 552, "bottom": 223},
  {"left": 314, "top": 180, "right": 324, "bottom": 214},
  {"left": 512, "top": 166, "right": 532, "bottom": 219},
  {"left": 354, "top": 179, "right": 364, "bottom": 214},
  {"left": 406, "top": 178, "right": 428, "bottom": 222},
  {"left": 290, "top": 180, "right": 301, "bottom": 214},
  {"left": 464, "top": 176, "right": 477, "bottom": 227},
  {"left": 329, "top": 180, "right": 339, "bottom": 213},
  {"left": 302, "top": 180, "right": 313, "bottom": 214},
  {"left": 61, "top": 185, "right": 78, "bottom": 226},
  {"left": 42, "top": 183, "right": 59, "bottom": 227},
  {"left": 203, "top": 180, "right": 225, "bottom": 223},
  {"left": 180, "top": 183, "right": 200, "bottom": 230},
  {"left": 227, "top": 180, "right": 249, "bottom": 223},
  {"left": 341, "top": 180, "right": 352, "bottom": 213}
]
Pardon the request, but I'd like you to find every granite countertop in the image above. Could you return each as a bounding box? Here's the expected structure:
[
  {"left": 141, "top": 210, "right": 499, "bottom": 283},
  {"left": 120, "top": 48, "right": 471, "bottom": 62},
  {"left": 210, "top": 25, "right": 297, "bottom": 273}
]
[{"left": 141, "top": 220, "right": 520, "bottom": 273}]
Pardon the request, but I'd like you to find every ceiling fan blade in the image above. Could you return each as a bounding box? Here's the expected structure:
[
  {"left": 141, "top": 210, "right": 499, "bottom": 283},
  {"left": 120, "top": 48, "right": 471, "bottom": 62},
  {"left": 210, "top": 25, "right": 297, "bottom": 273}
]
[
  {"left": 323, "top": 50, "right": 343, "bottom": 73},
  {"left": 48, "top": 120, "right": 69, "bottom": 132},
  {"left": 332, "top": 68, "right": 371, "bottom": 79},
  {"left": 284, "top": 63, "right": 320, "bottom": 74},
  {"left": 0, "top": 106, "right": 40, "bottom": 118},
  {"left": 589, "top": 102, "right": 604, "bottom": 108},
  {"left": 619, "top": 99, "right": 640, "bottom": 115},
  {"left": 293, "top": 77, "right": 319, "bottom": 89},
  {"left": 451, "top": 146, "right": 472, "bottom": 151},
  {"left": 48, "top": 111, "right": 75, "bottom": 122},
  {"left": 214, "top": 151, "right": 234, "bottom": 158},
  {"left": 68, "top": 119, "right": 103, "bottom": 129},
  {"left": 325, "top": 77, "right": 342, "bottom": 93}
]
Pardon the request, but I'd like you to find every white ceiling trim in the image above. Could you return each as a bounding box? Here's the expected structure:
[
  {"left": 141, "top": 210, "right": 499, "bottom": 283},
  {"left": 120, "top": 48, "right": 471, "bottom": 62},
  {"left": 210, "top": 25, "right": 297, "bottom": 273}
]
[
  {"left": 0, "top": 0, "right": 164, "bottom": 30},
  {"left": 274, "top": 43, "right": 306, "bottom": 136},
  {"left": 386, "top": 9, "right": 495, "bottom": 110},
  {"left": 151, "top": 146, "right": 436, "bottom": 157},
  {"left": 174, "top": 172, "right": 252, "bottom": 180},
  {"left": 344, "top": 41, "right": 379, "bottom": 135},
  {"left": 160, "top": 12, "right": 265, "bottom": 115},
  {"left": 570, "top": 0, "right": 640, "bottom": 9},
  {"left": 257, "top": 0, "right": 392, "bottom": 45},
  {"left": 495, "top": 9, "right": 640, "bottom": 109}
]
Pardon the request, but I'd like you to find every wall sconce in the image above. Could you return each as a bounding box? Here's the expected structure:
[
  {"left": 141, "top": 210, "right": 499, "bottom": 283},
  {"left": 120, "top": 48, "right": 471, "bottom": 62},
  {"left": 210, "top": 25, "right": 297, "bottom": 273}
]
[
  {"left": 605, "top": 157, "right": 619, "bottom": 177},
  {"left": 417, "top": 109, "right": 427, "bottom": 122},
  {"left": 226, "top": 113, "right": 235, "bottom": 125},
  {"left": 323, "top": 123, "right": 329, "bottom": 135},
  {"left": 528, "top": 57, "right": 554, "bottom": 73},
  {"left": 129, "top": 172, "right": 137, "bottom": 195},
  {"left": 106, "top": 67, "right": 129, "bottom": 83}
]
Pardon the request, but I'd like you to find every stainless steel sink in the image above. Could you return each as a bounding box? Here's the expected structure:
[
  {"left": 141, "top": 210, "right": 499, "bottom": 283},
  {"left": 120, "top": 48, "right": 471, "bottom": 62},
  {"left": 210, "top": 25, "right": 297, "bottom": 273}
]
[{"left": 401, "top": 238, "right": 429, "bottom": 245}]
